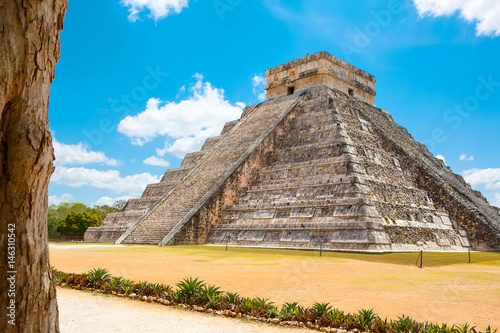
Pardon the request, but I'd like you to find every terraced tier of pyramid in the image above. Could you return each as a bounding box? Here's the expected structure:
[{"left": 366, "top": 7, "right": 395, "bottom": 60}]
[{"left": 85, "top": 52, "right": 500, "bottom": 252}]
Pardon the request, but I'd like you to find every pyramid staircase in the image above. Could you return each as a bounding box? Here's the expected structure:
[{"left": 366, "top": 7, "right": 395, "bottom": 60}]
[
  {"left": 83, "top": 118, "right": 241, "bottom": 243},
  {"left": 114, "top": 92, "right": 305, "bottom": 245}
]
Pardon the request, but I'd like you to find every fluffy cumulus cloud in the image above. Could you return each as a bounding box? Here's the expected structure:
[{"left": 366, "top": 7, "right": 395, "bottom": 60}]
[
  {"left": 462, "top": 168, "right": 500, "bottom": 190},
  {"left": 252, "top": 74, "right": 267, "bottom": 102},
  {"left": 157, "top": 127, "right": 220, "bottom": 158},
  {"left": 121, "top": 0, "right": 190, "bottom": 22},
  {"left": 459, "top": 154, "right": 474, "bottom": 161},
  {"left": 48, "top": 193, "right": 74, "bottom": 206},
  {"left": 93, "top": 195, "right": 134, "bottom": 207},
  {"left": 51, "top": 166, "right": 160, "bottom": 196},
  {"left": 118, "top": 74, "right": 244, "bottom": 158},
  {"left": 143, "top": 156, "right": 171, "bottom": 167},
  {"left": 53, "top": 139, "right": 120, "bottom": 166},
  {"left": 413, "top": 0, "right": 500, "bottom": 36}
]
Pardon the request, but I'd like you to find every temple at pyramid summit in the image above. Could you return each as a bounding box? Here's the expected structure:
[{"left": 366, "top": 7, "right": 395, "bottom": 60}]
[{"left": 85, "top": 52, "right": 500, "bottom": 252}]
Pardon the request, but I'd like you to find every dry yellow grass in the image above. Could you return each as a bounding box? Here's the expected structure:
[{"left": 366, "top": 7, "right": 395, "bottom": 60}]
[{"left": 49, "top": 244, "right": 500, "bottom": 330}]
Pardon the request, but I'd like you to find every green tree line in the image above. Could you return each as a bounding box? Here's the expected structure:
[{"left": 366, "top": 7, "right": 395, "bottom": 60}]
[{"left": 48, "top": 201, "right": 126, "bottom": 238}]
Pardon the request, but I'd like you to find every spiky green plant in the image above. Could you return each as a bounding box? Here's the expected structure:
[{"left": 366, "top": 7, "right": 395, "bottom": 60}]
[
  {"left": 176, "top": 277, "right": 205, "bottom": 303},
  {"left": 238, "top": 297, "right": 254, "bottom": 314},
  {"left": 356, "top": 308, "right": 378, "bottom": 330},
  {"left": 54, "top": 271, "right": 68, "bottom": 284},
  {"left": 252, "top": 297, "right": 273, "bottom": 309},
  {"left": 453, "top": 323, "right": 476, "bottom": 333},
  {"left": 279, "top": 302, "right": 299, "bottom": 321},
  {"left": 224, "top": 292, "right": 240, "bottom": 305},
  {"left": 198, "top": 285, "right": 222, "bottom": 305},
  {"left": 484, "top": 326, "right": 498, "bottom": 333},
  {"left": 395, "top": 315, "right": 421, "bottom": 332},
  {"left": 82, "top": 267, "right": 111, "bottom": 286},
  {"left": 107, "top": 276, "right": 123, "bottom": 291},
  {"left": 310, "top": 302, "right": 332, "bottom": 319},
  {"left": 120, "top": 279, "right": 134, "bottom": 294},
  {"left": 264, "top": 304, "right": 279, "bottom": 319}
]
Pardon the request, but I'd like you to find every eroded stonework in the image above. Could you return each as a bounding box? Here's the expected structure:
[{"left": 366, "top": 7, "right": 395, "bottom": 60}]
[{"left": 85, "top": 52, "right": 500, "bottom": 252}]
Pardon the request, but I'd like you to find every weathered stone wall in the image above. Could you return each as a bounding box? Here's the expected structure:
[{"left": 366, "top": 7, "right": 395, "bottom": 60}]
[
  {"left": 349, "top": 92, "right": 500, "bottom": 250},
  {"left": 266, "top": 52, "right": 376, "bottom": 105}
]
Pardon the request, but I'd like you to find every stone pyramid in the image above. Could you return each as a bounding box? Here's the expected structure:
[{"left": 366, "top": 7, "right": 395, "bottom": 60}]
[{"left": 85, "top": 52, "right": 500, "bottom": 252}]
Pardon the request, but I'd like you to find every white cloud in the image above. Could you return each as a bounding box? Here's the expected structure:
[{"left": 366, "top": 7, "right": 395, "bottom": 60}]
[
  {"left": 53, "top": 138, "right": 120, "bottom": 166},
  {"left": 252, "top": 74, "right": 267, "bottom": 102},
  {"left": 436, "top": 154, "right": 446, "bottom": 164},
  {"left": 162, "top": 127, "right": 220, "bottom": 158},
  {"left": 121, "top": 0, "right": 190, "bottom": 22},
  {"left": 494, "top": 193, "right": 500, "bottom": 207},
  {"left": 48, "top": 193, "right": 74, "bottom": 206},
  {"left": 143, "top": 156, "right": 171, "bottom": 167},
  {"left": 413, "top": 0, "right": 500, "bottom": 36},
  {"left": 118, "top": 74, "right": 244, "bottom": 157},
  {"left": 459, "top": 154, "right": 474, "bottom": 161},
  {"left": 51, "top": 166, "right": 160, "bottom": 196},
  {"left": 463, "top": 168, "right": 500, "bottom": 190},
  {"left": 93, "top": 196, "right": 134, "bottom": 207}
]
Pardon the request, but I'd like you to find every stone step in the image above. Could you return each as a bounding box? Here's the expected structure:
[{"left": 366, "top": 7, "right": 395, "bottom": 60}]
[
  {"left": 181, "top": 150, "right": 209, "bottom": 167},
  {"left": 244, "top": 173, "right": 367, "bottom": 192},
  {"left": 250, "top": 161, "right": 362, "bottom": 183},
  {"left": 265, "top": 142, "right": 357, "bottom": 165},
  {"left": 201, "top": 136, "right": 222, "bottom": 150},
  {"left": 256, "top": 156, "right": 360, "bottom": 174},
  {"left": 278, "top": 122, "right": 347, "bottom": 140},
  {"left": 225, "top": 197, "right": 373, "bottom": 212},
  {"left": 220, "top": 119, "right": 240, "bottom": 135}
]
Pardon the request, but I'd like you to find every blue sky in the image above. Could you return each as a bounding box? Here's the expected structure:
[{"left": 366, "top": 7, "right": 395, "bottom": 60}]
[{"left": 48, "top": 0, "right": 500, "bottom": 208}]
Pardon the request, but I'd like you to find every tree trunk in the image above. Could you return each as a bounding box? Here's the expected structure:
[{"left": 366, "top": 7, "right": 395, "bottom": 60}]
[{"left": 0, "top": 1, "right": 67, "bottom": 332}]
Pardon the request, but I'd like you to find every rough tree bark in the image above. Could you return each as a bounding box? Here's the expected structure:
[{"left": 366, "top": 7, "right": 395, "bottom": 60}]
[{"left": 0, "top": 1, "right": 67, "bottom": 332}]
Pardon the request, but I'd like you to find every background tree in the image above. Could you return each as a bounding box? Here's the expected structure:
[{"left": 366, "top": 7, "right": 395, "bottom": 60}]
[
  {"left": 57, "top": 211, "right": 102, "bottom": 238},
  {"left": 47, "top": 202, "right": 122, "bottom": 239},
  {"left": 0, "top": 1, "right": 67, "bottom": 332},
  {"left": 48, "top": 202, "right": 89, "bottom": 238}
]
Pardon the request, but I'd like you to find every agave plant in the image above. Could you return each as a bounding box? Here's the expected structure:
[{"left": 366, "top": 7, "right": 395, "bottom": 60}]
[
  {"left": 264, "top": 304, "right": 279, "bottom": 319},
  {"left": 279, "top": 302, "right": 299, "bottom": 321},
  {"left": 176, "top": 277, "right": 205, "bottom": 303},
  {"left": 107, "top": 276, "right": 123, "bottom": 291},
  {"left": 453, "top": 323, "right": 477, "bottom": 333},
  {"left": 484, "top": 326, "right": 498, "bottom": 333},
  {"left": 355, "top": 308, "right": 378, "bottom": 330},
  {"left": 54, "top": 271, "right": 68, "bottom": 284},
  {"left": 82, "top": 267, "right": 111, "bottom": 287},
  {"left": 310, "top": 302, "right": 332, "bottom": 319},
  {"left": 237, "top": 297, "right": 255, "bottom": 314},
  {"left": 252, "top": 297, "right": 273, "bottom": 309},
  {"left": 198, "top": 285, "right": 222, "bottom": 305},
  {"left": 395, "top": 315, "right": 420, "bottom": 332},
  {"left": 120, "top": 279, "right": 134, "bottom": 294},
  {"left": 224, "top": 292, "right": 240, "bottom": 305}
]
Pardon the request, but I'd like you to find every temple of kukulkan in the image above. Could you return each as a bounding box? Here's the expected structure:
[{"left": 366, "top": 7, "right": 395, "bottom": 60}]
[{"left": 85, "top": 51, "right": 500, "bottom": 252}]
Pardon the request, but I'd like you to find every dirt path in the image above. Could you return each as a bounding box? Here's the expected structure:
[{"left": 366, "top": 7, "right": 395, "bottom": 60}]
[
  {"left": 57, "top": 287, "right": 311, "bottom": 333},
  {"left": 50, "top": 244, "right": 500, "bottom": 329}
]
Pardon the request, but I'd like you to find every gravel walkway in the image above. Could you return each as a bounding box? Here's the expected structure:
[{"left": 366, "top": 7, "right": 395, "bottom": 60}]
[{"left": 57, "top": 288, "right": 311, "bottom": 333}]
